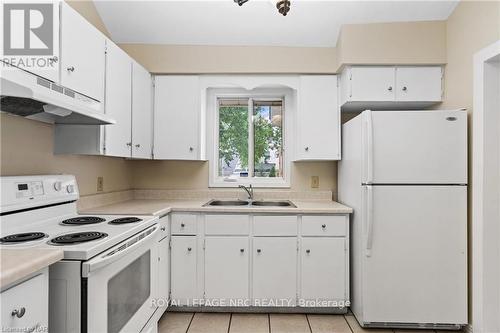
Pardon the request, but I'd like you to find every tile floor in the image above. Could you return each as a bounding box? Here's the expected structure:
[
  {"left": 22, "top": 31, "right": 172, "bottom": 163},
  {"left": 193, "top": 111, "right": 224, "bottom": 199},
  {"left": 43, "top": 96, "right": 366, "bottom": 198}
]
[{"left": 158, "top": 312, "right": 460, "bottom": 333}]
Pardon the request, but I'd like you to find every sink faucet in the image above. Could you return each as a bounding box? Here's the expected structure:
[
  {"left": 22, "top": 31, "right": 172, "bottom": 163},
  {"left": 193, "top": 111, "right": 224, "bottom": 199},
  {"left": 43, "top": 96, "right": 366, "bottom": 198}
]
[{"left": 239, "top": 184, "right": 254, "bottom": 200}]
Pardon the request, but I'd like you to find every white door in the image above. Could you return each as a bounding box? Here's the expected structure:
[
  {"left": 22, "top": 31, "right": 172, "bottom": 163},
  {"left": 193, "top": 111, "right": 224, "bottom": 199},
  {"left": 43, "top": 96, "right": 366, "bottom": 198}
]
[
  {"left": 252, "top": 237, "right": 297, "bottom": 306},
  {"left": 158, "top": 236, "right": 170, "bottom": 303},
  {"left": 104, "top": 41, "right": 132, "bottom": 157},
  {"left": 154, "top": 76, "right": 200, "bottom": 160},
  {"left": 362, "top": 185, "right": 467, "bottom": 324},
  {"left": 204, "top": 237, "right": 249, "bottom": 303},
  {"left": 350, "top": 67, "right": 395, "bottom": 102},
  {"left": 364, "top": 110, "right": 468, "bottom": 184},
  {"left": 60, "top": 2, "right": 105, "bottom": 101},
  {"left": 132, "top": 62, "right": 153, "bottom": 159},
  {"left": 300, "top": 237, "right": 346, "bottom": 302},
  {"left": 297, "top": 75, "right": 340, "bottom": 160},
  {"left": 170, "top": 236, "right": 198, "bottom": 305},
  {"left": 396, "top": 66, "right": 442, "bottom": 102}
]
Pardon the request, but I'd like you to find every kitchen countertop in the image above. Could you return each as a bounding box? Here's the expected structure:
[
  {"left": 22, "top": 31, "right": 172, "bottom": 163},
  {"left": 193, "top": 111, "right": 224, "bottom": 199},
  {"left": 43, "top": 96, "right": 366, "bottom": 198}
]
[
  {"left": 0, "top": 249, "right": 64, "bottom": 289},
  {"left": 80, "top": 199, "right": 353, "bottom": 216}
]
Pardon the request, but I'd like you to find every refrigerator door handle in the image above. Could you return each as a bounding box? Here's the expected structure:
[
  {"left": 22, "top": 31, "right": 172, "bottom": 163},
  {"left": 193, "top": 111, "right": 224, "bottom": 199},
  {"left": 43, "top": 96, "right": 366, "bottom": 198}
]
[
  {"left": 366, "top": 185, "right": 374, "bottom": 257},
  {"left": 363, "top": 110, "right": 374, "bottom": 184}
]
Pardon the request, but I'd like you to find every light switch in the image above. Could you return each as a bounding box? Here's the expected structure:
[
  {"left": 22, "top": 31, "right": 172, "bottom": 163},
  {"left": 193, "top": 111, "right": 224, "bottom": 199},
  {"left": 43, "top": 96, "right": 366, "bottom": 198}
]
[
  {"left": 97, "top": 177, "right": 104, "bottom": 192},
  {"left": 311, "top": 176, "right": 319, "bottom": 188}
]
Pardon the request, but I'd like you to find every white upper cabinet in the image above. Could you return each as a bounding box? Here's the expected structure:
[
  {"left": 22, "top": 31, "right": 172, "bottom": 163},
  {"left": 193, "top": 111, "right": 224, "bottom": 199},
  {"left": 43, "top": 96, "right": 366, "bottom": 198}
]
[
  {"left": 154, "top": 75, "right": 201, "bottom": 160},
  {"left": 296, "top": 75, "right": 340, "bottom": 161},
  {"left": 340, "top": 66, "right": 443, "bottom": 112},
  {"left": 132, "top": 62, "right": 153, "bottom": 159},
  {"left": 103, "top": 41, "right": 132, "bottom": 157},
  {"left": 60, "top": 2, "right": 105, "bottom": 102}
]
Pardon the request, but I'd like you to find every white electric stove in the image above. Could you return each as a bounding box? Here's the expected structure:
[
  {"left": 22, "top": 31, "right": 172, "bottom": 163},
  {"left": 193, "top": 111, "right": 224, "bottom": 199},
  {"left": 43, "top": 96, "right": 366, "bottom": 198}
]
[{"left": 0, "top": 175, "right": 160, "bottom": 333}]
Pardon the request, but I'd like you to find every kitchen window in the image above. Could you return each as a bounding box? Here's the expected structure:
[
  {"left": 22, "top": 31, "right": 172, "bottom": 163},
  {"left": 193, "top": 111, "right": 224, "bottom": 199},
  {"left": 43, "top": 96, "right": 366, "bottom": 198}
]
[{"left": 207, "top": 88, "right": 293, "bottom": 187}]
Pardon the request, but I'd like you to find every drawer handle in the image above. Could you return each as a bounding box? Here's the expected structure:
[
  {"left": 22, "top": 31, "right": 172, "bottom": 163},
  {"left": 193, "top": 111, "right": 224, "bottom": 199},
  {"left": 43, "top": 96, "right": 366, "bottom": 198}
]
[
  {"left": 180, "top": 223, "right": 185, "bottom": 228},
  {"left": 11, "top": 307, "right": 26, "bottom": 318},
  {"left": 306, "top": 249, "right": 311, "bottom": 254},
  {"left": 321, "top": 224, "right": 327, "bottom": 229},
  {"left": 187, "top": 247, "right": 192, "bottom": 252},
  {"left": 387, "top": 86, "right": 393, "bottom": 91},
  {"left": 160, "top": 227, "right": 166, "bottom": 231},
  {"left": 240, "top": 248, "right": 245, "bottom": 253},
  {"left": 67, "top": 66, "right": 75, "bottom": 72},
  {"left": 402, "top": 86, "right": 408, "bottom": 91},
  {"left": 257, "top": 249, "right": 262, "bottom": 253}
]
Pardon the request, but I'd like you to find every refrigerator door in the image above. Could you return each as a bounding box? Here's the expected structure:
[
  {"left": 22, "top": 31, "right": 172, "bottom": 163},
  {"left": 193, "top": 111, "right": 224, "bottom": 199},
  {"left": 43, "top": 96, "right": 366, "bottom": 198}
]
[
  {"left": 361, "top": 110, "right": 467, "bottom": 184},
  {"left": 361, "top": 185, "right": 467, "bottom": 325}
]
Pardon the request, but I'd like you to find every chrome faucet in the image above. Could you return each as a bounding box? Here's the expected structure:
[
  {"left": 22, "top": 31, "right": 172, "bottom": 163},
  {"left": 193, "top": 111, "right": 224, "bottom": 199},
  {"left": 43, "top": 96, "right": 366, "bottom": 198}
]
[{"left": 239, "top": 184, "right": 254, "bottom": 200}]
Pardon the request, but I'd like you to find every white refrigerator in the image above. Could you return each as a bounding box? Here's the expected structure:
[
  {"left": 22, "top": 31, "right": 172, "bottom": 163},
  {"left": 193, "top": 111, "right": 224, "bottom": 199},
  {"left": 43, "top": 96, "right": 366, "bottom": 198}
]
[{"left": 339, "top": 110, "right": 467, "bottom": 330}]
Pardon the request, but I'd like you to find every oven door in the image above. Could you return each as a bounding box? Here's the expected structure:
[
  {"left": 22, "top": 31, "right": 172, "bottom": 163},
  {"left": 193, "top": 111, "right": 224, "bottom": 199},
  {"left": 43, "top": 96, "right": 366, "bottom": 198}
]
[{"left": 82, "top": 225, "right": 159, "bottom": 333}]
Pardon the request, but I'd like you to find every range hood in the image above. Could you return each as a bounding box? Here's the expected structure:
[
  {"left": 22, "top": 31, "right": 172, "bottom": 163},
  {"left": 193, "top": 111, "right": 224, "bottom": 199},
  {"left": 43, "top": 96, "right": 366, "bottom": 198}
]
[{"left": 0, "top": 63, "right": 115, "bottom": 125}]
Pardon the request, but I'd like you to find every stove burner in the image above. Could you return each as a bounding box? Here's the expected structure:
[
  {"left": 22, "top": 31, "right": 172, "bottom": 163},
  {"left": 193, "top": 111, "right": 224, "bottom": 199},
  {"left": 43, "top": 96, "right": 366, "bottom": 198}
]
[
  {"left": 0, "top": 232, "right": 48, "bottom": 243},
  {"left": 50, "top": 232, "right": 108, "bottom": 245},
  {"left": 61, "top": 216, "right": 106, "bottom": 225},
  {"left": 109, "top": 217, "right": 143, "bottom": 224}
]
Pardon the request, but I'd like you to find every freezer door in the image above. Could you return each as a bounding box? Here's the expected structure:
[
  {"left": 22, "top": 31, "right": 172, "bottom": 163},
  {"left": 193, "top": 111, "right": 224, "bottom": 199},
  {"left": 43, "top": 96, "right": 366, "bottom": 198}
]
[
  {"left": 361, "top": 185, "right": 467, "bottom": 325},
  {"left": 362, "top": 110, "right": 467, "bottom": 184}
]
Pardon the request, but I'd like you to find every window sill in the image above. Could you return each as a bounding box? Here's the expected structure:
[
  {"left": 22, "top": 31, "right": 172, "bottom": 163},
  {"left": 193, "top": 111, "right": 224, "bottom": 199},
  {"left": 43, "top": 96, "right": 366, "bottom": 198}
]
[{"left": 209, "top": 178, "right": 291, "bottom": 188}]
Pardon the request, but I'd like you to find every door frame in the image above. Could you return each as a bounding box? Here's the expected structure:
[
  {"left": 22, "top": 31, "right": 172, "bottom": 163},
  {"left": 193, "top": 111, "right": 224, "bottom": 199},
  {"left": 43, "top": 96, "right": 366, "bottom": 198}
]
[{"left": 472, "top": 40, "right": 500, "bottom": 333}]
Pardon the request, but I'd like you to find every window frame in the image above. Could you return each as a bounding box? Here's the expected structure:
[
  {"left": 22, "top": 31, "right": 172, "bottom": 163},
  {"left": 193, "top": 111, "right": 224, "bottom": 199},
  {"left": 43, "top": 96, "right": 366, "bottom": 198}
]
[{"left": 207, "top": 87, "right": 294, "bottom": 188}]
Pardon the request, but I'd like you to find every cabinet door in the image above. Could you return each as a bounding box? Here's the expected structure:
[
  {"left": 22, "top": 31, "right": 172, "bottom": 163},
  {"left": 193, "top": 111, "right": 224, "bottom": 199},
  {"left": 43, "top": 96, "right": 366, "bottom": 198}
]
[
  {"left": 349, "top": 67, "right": 395, "bottom": 102},
  {"left": 395, "top": 66, "right": 442, "bottom": 102},
  {"left": 103, "top": 41, "right": 132, "bottom": 157},
  {"left": 60, "top": 2, "right": 105, "bottom": 101},
  {"left": 158, "top": 236, "right": 170, "bottom": 303},
  {"left": 154, "top": 76, "right": 200, "bottom": 160},
  {"left": 297, "top": 75, "right": 340, "bottom": 160},
  {"left": 300, "top": 238, "right": 346, "bottom": 302},
  {"left": 132, "top": 62, "right": 153, "bottom": 159},
  {"left": 252, "top": 237, "right": 297, "bottom": 306},
  {"left": 170, "top": 236, "right": 198, "bottom": 305},
  {"left": 205, "top": 237, "right": 249, "bottom": 303}
]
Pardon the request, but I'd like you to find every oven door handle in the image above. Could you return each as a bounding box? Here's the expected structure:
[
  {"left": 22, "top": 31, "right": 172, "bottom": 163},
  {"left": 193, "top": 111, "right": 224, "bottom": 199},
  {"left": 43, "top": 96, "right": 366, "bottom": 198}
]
[{"left": 82, "top": 225, "right": 159, "bottom": 277}]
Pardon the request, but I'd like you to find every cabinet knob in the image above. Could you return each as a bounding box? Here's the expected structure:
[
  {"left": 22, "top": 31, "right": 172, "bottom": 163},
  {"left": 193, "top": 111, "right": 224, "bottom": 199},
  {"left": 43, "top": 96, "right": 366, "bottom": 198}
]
[
  {"left": 321, "top": 224, "right": 326, "bottom": 229},
  {"left": 160, "top": 227, "right": 166, "bottom": 231},
  {"left": 304, "top": 147, "right": 309, "bottom": 152},
  {"left": 187, "top": 247, "right": 192, "bottom": 252},
  {"left": 67, "top": 66, "right": 75, "bottom": 72},
  {"left": 257, "top": 249, "right": 262, "bottom": 253},
  {"left": 50, "top": 56, "right": 58, "bottom": 63},
  {"left": 11, "top": 307, "right": 26, "bottom": 318},
  {"left": 189, "top": 147, "right": 194, "bottom": 152},
  {"left": 402, "top": 86, "right": 408, "bottom": 91},
  {"left": 135, "top": 144, "right": 141, "bottom": 148},
  {"left": 180, "top": 223, "right": 185, "bottom": 228},
  {"left": 240, "top": 248, "right": 245, "bottom": 253},
  {"left": 306, "top": 249, "right": 311, "bottom": 254},
  {"left": 126, "top": 142, "right": 132, "bottom": 147},
  {"left": 388, "top": 86, "right": 393, "bottom": 91}
]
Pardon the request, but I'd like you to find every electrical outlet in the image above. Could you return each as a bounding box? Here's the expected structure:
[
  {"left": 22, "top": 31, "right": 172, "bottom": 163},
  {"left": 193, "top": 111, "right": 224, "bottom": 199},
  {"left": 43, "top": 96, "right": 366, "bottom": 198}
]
[
  {"left": 311, "top": 176, "right": 319, "bottom": 188},
  {"left": 97, "top": 177, "right": 104, "bottom": 192}
]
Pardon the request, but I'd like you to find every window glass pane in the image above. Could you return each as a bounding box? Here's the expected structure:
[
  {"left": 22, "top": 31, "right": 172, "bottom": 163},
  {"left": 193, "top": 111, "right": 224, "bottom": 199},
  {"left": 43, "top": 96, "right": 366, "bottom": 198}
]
[
  {"left": 253, "top": 100, "right": 283, "bottom": 178},
  {"left": 218, "top": 99, "right": 249, "bottom": 180}
]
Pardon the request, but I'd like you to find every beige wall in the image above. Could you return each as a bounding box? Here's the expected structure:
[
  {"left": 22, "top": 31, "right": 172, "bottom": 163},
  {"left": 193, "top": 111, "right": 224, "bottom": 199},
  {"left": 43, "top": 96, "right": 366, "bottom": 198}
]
[{"left": 0, "top": 114, "right": 133, "bottom": 196}]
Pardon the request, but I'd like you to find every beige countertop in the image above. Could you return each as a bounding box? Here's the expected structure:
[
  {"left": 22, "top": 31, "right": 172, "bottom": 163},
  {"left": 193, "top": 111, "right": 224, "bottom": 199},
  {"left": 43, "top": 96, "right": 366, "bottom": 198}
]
[
  {"left": 80, "top": 199, "right": 353, "bottom": 216},
  {"left": 0, "top": 249, "right": 64, "bottom": 289}
]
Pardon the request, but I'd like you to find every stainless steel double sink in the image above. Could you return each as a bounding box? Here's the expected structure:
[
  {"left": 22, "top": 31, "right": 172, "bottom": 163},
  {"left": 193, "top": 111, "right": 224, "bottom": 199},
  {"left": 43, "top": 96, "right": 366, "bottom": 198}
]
[{"left": 203, "top": 199, "right": 296, "bottom": 208}]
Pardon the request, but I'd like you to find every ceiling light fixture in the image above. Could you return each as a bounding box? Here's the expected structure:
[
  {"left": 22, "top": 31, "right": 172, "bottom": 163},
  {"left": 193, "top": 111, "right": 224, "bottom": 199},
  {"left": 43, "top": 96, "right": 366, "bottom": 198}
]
[{"left": 233, "top": 0, "right": 291, "bottom": 16}]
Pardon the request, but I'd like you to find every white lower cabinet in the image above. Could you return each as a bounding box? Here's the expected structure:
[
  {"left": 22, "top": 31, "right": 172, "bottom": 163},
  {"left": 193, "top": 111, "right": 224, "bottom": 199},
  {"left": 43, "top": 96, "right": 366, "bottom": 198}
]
[
  {"left": 300, "top": 237, "right": 347, "bottom": 303},
  {"left": 204, "top": 237, "right": 249, "bottom": 304},
  {"left": 170, "top": 236, "right": 198, "bottom": 305},
  {"left": 252, "top": 237, "right": 297, "bottom": 306}
]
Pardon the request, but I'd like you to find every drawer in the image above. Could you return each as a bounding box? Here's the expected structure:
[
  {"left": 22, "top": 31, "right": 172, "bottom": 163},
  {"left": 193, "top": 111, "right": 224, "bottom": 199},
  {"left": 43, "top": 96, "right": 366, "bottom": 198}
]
[
  {"left": 1, "top": 271, "right": 48, "bottom": 332},
  {"left": 171, "top": 214, "right": 197, "bottom": 235},
  {"left": 205, "top": 215, "right": 250, "bottom": 235},
  {"left": 253, "top": 215, "right": 298, "bottom": 236},
  {"left": 158, "top": 215, "right": 169, "bottom": 239},
  {"left": 301, "top": 215, "right": 347, "bottom": 236}
]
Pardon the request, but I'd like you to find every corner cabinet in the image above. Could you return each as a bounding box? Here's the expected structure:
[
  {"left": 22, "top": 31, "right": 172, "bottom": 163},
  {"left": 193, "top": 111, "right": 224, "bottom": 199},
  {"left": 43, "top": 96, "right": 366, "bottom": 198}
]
[
  {"left": 296, "top": 75, "right": 341, "bottom": 160},
  {"left": 340, "top": 66, "right": 443, "bottom": 112},
  {"left": 153, "top": 76, "right": 202, "bottom": 160}
]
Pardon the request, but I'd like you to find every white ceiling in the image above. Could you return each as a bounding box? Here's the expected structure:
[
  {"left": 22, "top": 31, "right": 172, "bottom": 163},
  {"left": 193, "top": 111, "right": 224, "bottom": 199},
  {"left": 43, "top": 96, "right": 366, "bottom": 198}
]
[{"left": 94, "top": 0, "right": 458, "bottom": 47}]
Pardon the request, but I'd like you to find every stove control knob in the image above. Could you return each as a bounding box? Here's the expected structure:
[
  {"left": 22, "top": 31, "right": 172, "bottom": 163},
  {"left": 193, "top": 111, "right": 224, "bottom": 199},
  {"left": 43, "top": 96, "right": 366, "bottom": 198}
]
[
  {"left": 53, "top": 181, "right": 63, "bottom": 192},
  {"left": 66, "top": 184, "right": 75, "bottom": 194}
]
